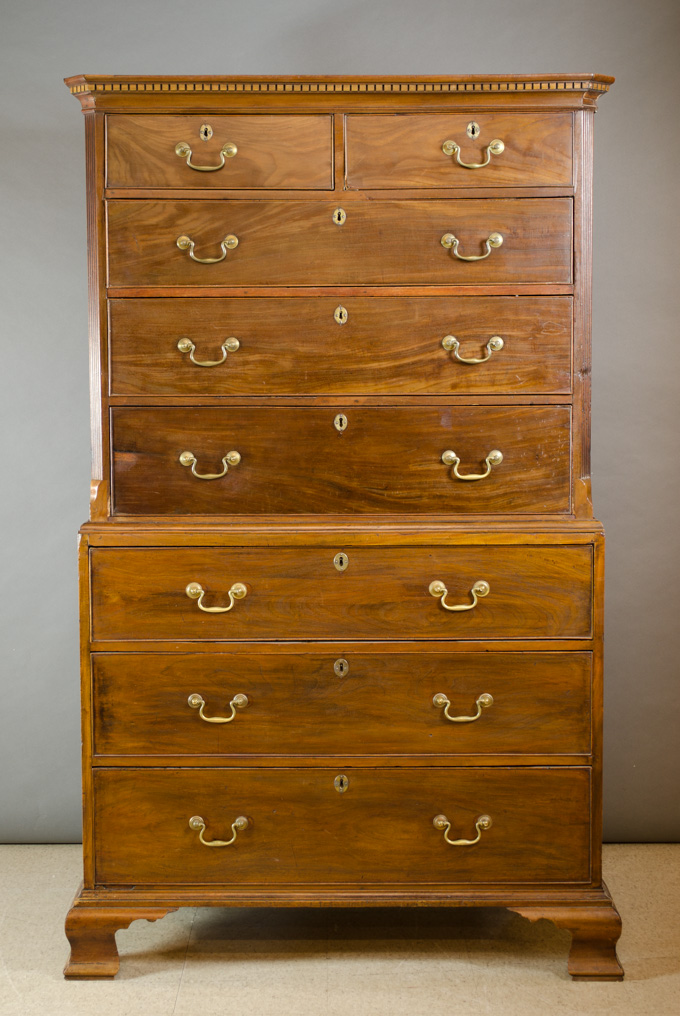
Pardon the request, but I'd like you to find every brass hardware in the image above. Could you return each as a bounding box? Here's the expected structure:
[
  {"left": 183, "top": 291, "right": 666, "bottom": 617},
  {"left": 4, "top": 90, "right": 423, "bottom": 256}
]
[
  {"left": 176, "top": 234, "right": 239, "bottom": 263},
  {"left": 333, "top": 207, "right": 347, "bottom": 225},
  {"left": 334, "top": 774, "right": 349, "bottom": 793},
  {"left": 441, "top": 449, "right": 503, "bottom": 481},
  {"left": 466, "top": 122, "right": 481, "bottom": 139},
  {"left": 440, "top": 232, "right": 503, "bottom": 261},
  {"left": 433, "top": 813, "right": 492, "bottom": 846},
  {"left": 442, "top": 334, "right": 504, "bottom": 364},
  {"left": 441, "top": 137, "right": 504, "bottom": 169},
  {"left": 334, "top": 413, "right": 348, "bottom": 432},
  {"left": 179, "top": 449, "right": 241, "bottom": 479},
  {"left": 185, "top": 581, "right": 248, "bottom": 613},
  {"left": 333, "top": 552, "right": 349, "bottom": 572},
  {"left": 429, "top": 579, "right": 490, "bottom": 612},
  {"left": 188, "top": 814, "right": 249, "bottom": 847},
  {"left": 177, "top": 336, "right": 240, "bottom": 367},
  {"left": 334, "top": 305, "right": 348, "bottom": 325},
  {"left": 199, "top": 124, "right": 213, "bottom": 141},
  {"left": 188, "top": 692, "right": 249, "bottom": 724},
  {"left": 175, "top": 140, "right": 237, "bottom": 171},
  {"left": 334, "top": 658, "right": 349, "bottom": 677},
  {"left": 433, "top": 692, "right": 494, "bottom": 723}
]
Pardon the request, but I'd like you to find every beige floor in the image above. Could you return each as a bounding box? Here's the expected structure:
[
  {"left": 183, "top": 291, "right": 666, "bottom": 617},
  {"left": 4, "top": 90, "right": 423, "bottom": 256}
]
[{"left": 0, "top": 844, "right": 677, "bottom": 1016}]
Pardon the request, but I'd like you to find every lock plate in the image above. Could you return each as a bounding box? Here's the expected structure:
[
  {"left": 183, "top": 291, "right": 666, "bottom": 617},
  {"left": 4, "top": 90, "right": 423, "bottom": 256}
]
[
  {"left": 199, "top": 123, "right": 213, "bottom": 141},
  {"left": 334, "top": 774, "right": 349, "bottom": 793},
  {"left": 333, "top": 207, "right": 347, "bottom": 225},
  {"left": 334, "top": 305, "right": 348, "bottom": 325},
  {"left": 466, "top": 121, "right": 481, "bottom": 139},
  {"left": 333, "top": 552, "right": 349, "bottom": 572},
  {"left": 334, "top": 413, "right": 348, "bottom": 432},
  {"left": 334, "top": 658, "right": 349, "bottom": 676}
]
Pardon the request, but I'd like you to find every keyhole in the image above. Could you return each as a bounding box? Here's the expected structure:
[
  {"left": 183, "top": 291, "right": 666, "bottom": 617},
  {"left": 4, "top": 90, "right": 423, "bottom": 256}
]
[
  {"left": 334, "top": 305, "right": 348, "bottom": 325},
  {"left": 334, "top": 658, "right": 349, "bottom": 677},
  {"left": 466, "top": 121, "right": 480, "bottom": 139},
  {"left": 333, "top": 207, "right": 347, "bottom": 225},
  {"left": 333, "top": 552, "right": 349, "bottom": 572},
  {"left": 199, "top": 123, "right": 213, "bottom": 141},
  {"left": 334, "top": 774, "right": 349, "bottom": 793},
  {"left": 334, "top": 413, "right": 348, "bottom": 432}
]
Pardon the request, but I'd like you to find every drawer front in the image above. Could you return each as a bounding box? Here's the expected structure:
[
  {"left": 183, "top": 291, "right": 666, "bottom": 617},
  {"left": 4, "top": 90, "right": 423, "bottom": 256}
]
[
  {"left": 346, "top": 113, "right": 573, "bottom": 189},
  {"left": 111, "top": 406, "right": 571, "bottom": 516},
  {"left": 92, "top": 651, "right": 592, "bottom": 757},
  {"left": 93, "top": 766, "right": 592, "bottom": 885},
  {"left": 90, "top": 545, "right": 593, "bottom": 642},
  {"left": 109, "top": 296, "right": 572, "bottom": 396},
  {"left": 106, "top": 115, "right": 333, "bottom": 190},
  {"left": 107, "top": 198, "right": 572, "bottom": 287}
]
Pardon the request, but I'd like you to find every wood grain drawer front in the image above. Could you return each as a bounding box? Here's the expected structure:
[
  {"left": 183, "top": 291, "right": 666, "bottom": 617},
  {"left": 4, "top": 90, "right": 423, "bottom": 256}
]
[
  {"left": 111, "top": 406, "right": 571, "bottom": 516},
  {"left": 92, "top": 651, "right": 592, "bottom": 758},
  {"left": 107, "top": 198, "right": 572, "bottom": 287},
  {"left": 106, "top": 115, "right": 333, "bottom": 190},
  {"left": 109, "top": 296, "right": 572, "bottom": 396},
  {"left": 93, "top": 766, "right": 592, "bottom": 885},
  {"left": 346, "top": 113, "right": 573, "bottom": 189},
  {"left": 90, "top": 545, "right": 592, "bottom": 642}
]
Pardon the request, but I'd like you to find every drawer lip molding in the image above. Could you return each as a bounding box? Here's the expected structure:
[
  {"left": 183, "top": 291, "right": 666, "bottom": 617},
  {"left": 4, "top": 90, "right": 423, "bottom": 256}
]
[{"left": 92, "top": 766, "right": 593, "bottom": 886}]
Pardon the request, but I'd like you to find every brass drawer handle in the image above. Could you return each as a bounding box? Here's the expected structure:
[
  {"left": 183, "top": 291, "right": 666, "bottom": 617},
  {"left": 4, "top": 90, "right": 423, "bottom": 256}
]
[
  {"left": 441, "top": 232, "right": 503, "bottom": 261},
  {"left": 441, "top": 137, "right": 504, "bottom": 168},
  {"left": 442, "top": 334, "right": 504, "bottom": 364},
  {"left": 178, "top": 336, "right": 240, "bottom": 367},
  {"left": 188, "top": 814, "right": 248, "bottom": 847},
  {"left": 429, "top": 579, "right": 490, "bottom": 611},
  {"left": 185, "top": 581, "right": 248, "bottom": 613},
  {"left": 179, "top": 450, "right": 241, "bottom": 479},
  {"left": 188, "top": 692, "right": 249, "bottom": 723},
  {"left": 441, "top": 449, "right": 503, "bottom": 481},
  {"left": 175, "top": 141, "right": 237, "bottom": 171},
  {"left": 433, "top": 813, "right": 492, "bottom": 846},
  {"left": 176, "top": 234, "right": 239, "bottom": 263},
  {"left": 433, "top": 692, "right": 493, "bottom": 722}
]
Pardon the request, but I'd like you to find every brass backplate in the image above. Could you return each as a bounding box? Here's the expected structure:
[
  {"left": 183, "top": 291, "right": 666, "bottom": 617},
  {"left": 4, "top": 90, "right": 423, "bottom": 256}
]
[
  {"left": 199, "top": 123, "right": 213, "bottom": 141},
  {"left": 333, "top": 552, "right": 349, "bottom": 572},
  {"left": 334, "top": 658, "right": 349, "bottom": 676},
  {"left": 334, "top": 413, "right": 348, "bottom": 432},
  {"left": 334, "top": 774, "right": 349, "bottom": 793},
  {"left": 466, "top": 121, "right": 480, "bottom": 139}
]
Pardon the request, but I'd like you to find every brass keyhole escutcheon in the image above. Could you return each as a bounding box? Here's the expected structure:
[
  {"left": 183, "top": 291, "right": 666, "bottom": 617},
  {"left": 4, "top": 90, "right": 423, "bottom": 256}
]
[
  {"left": 199, "top": 123, "right": 213, "bottom": 141},
  {"left": 334, "top": 774, "right": 349, "bottom": 793},
  {"left": 466, "top": 121, "right": 480, "bottom": 139},
  {"left": 334, "top": 413, "right": 348, "bottom": 432},
  {"left": 334, "top": 658, "right": 349, "bottom": 676},
  {"left": 333, "top": 207, "right": 347, "bottom": 225},
  {"left": 333, "top": 552, "right": 349, "bottom": 572},
  {"left": 334, "top": 305, "right": 348, "bottom": 325}
]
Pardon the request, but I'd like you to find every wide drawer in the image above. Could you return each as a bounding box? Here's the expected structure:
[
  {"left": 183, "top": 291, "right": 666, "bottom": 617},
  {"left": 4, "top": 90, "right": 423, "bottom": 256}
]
[
  {"left": 108, "top": 296, "right": 572, "bottom": 396},
  {"left": 107, "top": 198, "right": 572, "bottom": 287},
  {"left": 92, "top": 766, "right": 592, "bottom": 884},
  {"left": 346, "top": 113, "right": 573, "bottom": 189},
  {"left": 89, "top": 545, "right": 593, "bottom": 641},
  {"left": 92, "top": 651, "right": 592, "bottom": 757},
  {"left": 110, "top": 406, "right": 571, "bottom": 515},
  {"left": 106, "top": 115, "right": 333, "bottom": 189}
]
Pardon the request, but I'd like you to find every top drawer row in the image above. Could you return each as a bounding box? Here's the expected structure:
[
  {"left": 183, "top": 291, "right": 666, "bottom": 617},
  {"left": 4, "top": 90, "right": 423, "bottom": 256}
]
[{"left": 107, "top": 113, "right": 573, "bottom": 190}]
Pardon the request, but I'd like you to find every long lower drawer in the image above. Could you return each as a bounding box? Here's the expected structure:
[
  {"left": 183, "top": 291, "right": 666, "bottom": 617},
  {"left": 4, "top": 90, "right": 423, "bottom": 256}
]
[
  {"left": 92, "top": 651, "right": 592, "bottom": 757},
  {"left": 92, "top": 767, "right": 592, "bottom": 885}
]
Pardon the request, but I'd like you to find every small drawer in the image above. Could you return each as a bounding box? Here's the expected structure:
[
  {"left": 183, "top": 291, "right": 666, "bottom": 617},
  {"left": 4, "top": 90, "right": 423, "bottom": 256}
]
[
  {"left": 346, "top": 113, "right": 573, "bottom": 189},
  {"left": 110, "top": 405, "right": 571, "bottom": 516},
  {"left": 108, "top": 296, "right": 572, "bottom": 397},
  {"left": 93, "top": 766, "right": 592, "bottom": 885},
  {"left": 89, "top": 544, "right": 593, "bottom": 642},
  {"left": 106, "top": 115, "right": 333, "bottom": 190},
  {"left": 92, "top": 650, "right": 592, "bottom": 758},
  {"left": 106, "top": 198, "right": 572, "bottom": 287}
]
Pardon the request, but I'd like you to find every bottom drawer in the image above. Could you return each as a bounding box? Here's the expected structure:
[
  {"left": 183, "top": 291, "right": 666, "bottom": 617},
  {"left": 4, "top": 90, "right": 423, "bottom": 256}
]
[{"left": 93, "top": 767, "right": 591, "bottom": 885}]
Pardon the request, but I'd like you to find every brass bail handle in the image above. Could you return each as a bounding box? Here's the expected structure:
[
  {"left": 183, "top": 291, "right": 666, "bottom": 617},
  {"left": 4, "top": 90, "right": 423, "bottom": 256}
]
[
  {"left": 433, "top": 692, "right": 494, "bottom": 723},
  {"left": 179, "top": 450, "right": 241, "bottom": 480},
  {"left": 176, "top": 233, "right": 239, "bottom": 264},
  {"left": 442, "top": 334, "right": 504, "bottom": 364},
  {"left": 429, "top": 579, "right": 490, "bottom": 612},
  {"left": 433, "top": 813, "right": 492, "bottom": 846},
  {"left": 441, "top": 449, "right": 503, "bottom": 481},
  {"left": 188, "top": 692, "right": 249, "bottom": 724},
  {"left": 175, "top": 140, "right": 238, "bottom": 171},
  {"left": 440, "top": 231, "right": 503, "bottom": 261},
  {"left": 188, "top": 814, "right": 249, "bottom": 847},
  {"left": 185, "top": 581, "right": 248, "bottom": 613},
  {"left": 441, "top": 137, "right": 504, "bottom": 169},
  {"left": 178, "top": 336, "right": 240, "bottom": 367}
]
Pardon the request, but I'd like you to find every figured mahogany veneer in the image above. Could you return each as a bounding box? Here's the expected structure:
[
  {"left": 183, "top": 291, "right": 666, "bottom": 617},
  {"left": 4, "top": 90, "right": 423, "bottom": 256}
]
[
  {"left": 107, "top": 198, "right": 573, "bottom": 287},
  {"left": 108, "top": 296, "right": 572, "bottom": 397}
]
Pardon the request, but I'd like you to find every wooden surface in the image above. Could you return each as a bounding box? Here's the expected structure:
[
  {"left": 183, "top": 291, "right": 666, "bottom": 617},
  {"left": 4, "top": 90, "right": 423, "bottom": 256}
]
[
  {"left": 107, "top": 198, "right": 573, "bottom": 287},
  {"left": 346, "top": 112, "right": 573, "bottom": 189},
  {"left": 110, "top": 405, "right": 571, "bottom": 515},
  {"left": 108, "top": 296, "right": 572, "bottom": 396}
]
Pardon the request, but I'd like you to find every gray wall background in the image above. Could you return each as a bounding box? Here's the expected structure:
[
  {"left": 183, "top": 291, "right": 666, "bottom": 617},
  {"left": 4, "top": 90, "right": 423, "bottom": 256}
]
[{"left": 1, "top": 0, "right": 678, "bottom": 842}]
